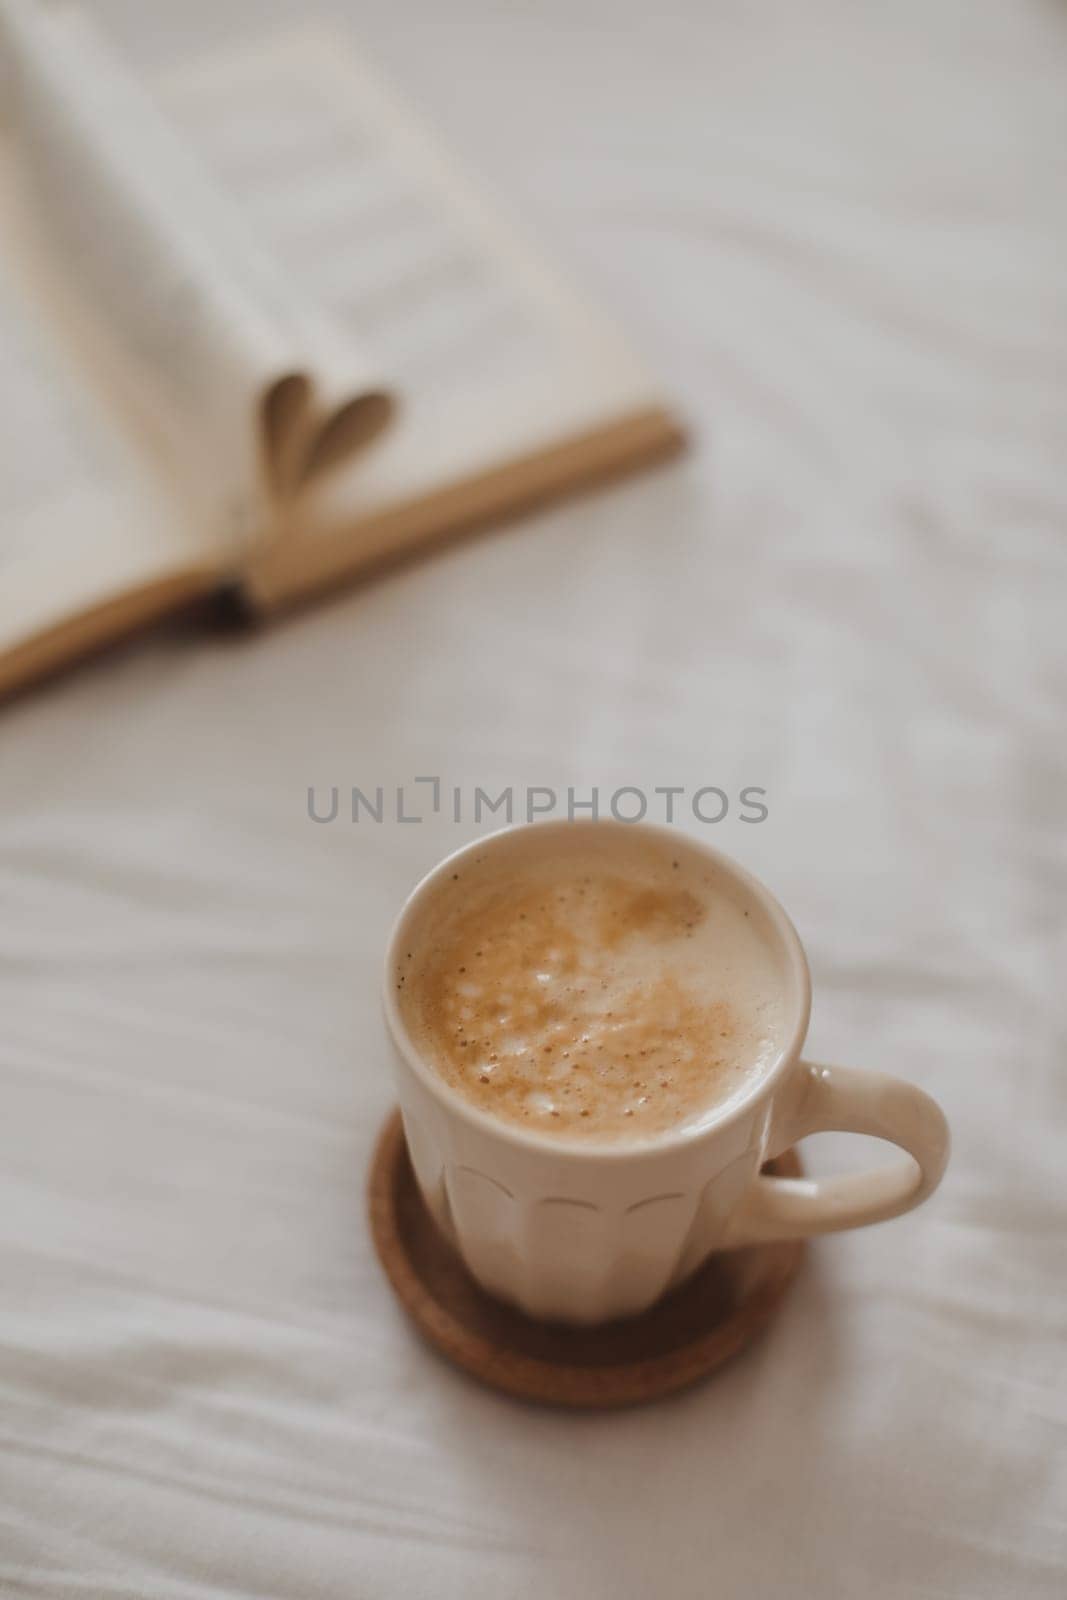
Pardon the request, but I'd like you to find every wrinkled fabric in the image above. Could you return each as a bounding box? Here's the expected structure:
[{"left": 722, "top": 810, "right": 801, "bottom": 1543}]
[{"left": 1, "top": 1, "right": 1064, "bottom": 1596}]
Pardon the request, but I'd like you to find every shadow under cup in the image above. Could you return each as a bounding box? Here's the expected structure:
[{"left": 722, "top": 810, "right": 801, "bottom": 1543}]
[{"left": 381, "top": 820, "right": 811, "bottom": 1324}]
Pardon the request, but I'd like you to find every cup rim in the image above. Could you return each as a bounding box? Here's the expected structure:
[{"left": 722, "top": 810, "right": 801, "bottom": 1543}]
[{"left": 381, "top": 819, "right": 812, "bottom": 1163}]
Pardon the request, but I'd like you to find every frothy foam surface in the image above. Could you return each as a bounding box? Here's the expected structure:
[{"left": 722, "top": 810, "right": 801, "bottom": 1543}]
[{"left": 396, "top": 834, "right": 786, "bottom": 1143}]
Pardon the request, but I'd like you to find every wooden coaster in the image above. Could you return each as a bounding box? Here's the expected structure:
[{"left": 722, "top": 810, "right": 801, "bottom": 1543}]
[{"left": 368, "top": 1111, "right": 805, "bottom": 1408}]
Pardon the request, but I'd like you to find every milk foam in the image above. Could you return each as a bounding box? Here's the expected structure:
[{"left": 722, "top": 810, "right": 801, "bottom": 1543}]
[{"left": 397, "top": 834, "right": 786, "bottom": 1143}]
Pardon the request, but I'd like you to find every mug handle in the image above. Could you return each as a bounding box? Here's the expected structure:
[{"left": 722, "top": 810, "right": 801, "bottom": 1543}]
[{"left": 723, "top": 1061, "right": 950, "bottom": 1246}]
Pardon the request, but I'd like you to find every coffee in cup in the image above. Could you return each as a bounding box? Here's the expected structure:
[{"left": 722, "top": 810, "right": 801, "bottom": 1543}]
[
  {"left": 396, "top": 826, "right": 786, "bottom": 1142},
  {"left": 384, "top": 821, "right": 950, "bottom": 1322}
]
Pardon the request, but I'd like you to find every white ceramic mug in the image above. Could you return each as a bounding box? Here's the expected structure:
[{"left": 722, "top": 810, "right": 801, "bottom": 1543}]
[{"left": 382, "top": 821, "right": 949, "bottom": 1324}]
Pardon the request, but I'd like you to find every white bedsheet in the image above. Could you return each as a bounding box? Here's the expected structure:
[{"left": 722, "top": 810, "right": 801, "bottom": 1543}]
[{"left": 1, "top": 2, "right": 1064, "bottom": 1595}]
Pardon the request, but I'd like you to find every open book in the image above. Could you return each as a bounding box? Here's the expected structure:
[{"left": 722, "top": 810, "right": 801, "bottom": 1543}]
[{"left": 0, "top": 1, "right": 683, "bottom": 699}]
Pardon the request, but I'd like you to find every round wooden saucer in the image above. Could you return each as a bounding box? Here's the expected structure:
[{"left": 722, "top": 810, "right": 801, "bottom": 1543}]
[{"left": 368, "top": 1111, "right": 805, "bottom": 1408}]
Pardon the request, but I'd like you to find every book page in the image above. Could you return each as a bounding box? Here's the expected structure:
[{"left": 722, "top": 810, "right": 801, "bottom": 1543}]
[
  {"left": 0, "top": 2, "right": 393, "bottom": 545},
  {"left": 156, "top": 29, "right": 665, "bottom": 542},
  {"left": 0, "top": 158, "right": 212, "bottom": 678}
]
